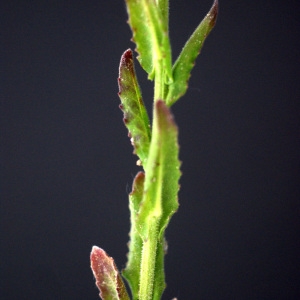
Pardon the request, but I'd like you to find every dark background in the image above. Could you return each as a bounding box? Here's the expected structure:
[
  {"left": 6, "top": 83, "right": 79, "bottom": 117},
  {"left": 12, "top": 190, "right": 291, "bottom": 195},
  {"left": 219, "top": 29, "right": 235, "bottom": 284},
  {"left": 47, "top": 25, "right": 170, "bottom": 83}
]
[{"left": 1, "top": 0, "right": 299, "bottom": 299}]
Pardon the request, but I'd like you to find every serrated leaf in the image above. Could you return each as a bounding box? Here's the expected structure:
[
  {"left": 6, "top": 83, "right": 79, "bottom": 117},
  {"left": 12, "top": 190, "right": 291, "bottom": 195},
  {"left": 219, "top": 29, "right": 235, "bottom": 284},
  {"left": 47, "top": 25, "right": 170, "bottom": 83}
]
[
  {"left": 157, "top": 0, "right": 169, "bottom": 33},
  {"left": 166, "top": 0, "right": 218, "bottom": 106},
  {"left": 125, "top": 0, "right": 172, "bottom": 83},
  {"left": 90, "top": 246, "right": 130, "bottom": 300},
  {"left": 118, "top": 49, "right": 151, "bottom": 166},
  {"left": 122, "top": 171, "right": 145, "bottom": 300},
  {"left": 135, "top": 100, "right": 180, "bottom": 299},
  {"left": 137, "top": 100, "right": 180, "bottom": 239}
]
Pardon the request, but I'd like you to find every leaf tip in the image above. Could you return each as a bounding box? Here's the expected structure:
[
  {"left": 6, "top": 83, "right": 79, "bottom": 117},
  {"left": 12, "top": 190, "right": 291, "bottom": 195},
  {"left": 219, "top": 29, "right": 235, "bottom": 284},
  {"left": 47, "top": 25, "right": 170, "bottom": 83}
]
[
  {"left": 90, "top": 246, "right": 130, "bottom": 300},
  {"left": 130, "top": 171, "right": 145, "bottom": 196},
  {"left": 118, "top": 49, "right": 134, "bottom": 93},
  {"left": 208, "top": 0, "right": 219, "bottom": 27},
  {"left": 156, "top": 100, "right": 177, "bottom": 129}
]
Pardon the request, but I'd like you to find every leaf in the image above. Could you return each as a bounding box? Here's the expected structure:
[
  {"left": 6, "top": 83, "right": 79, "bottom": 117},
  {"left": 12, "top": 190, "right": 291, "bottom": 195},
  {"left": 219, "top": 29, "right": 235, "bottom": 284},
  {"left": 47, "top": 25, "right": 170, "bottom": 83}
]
[
  {"left": 137, "top": 100, "right": 180, "bottom": 240},
  {"left": 118, "top": 49, "right": 151, "bottom": 166},
  {"left": 125, "top": 0, "right": 172, "bottom": 83},
  {"left": 166, "top": 0, "right": 219, "bottom": 106},
  {"left": 90, "top": 246, "right": 130, "bottom": 300},
  {"left": 122, "top": 171, "right": 145, "bottom": 300},
  {"left": 135, "top": 100, "right": 181, "bottom": 300},
  {"left": 157, "top": 0, "right": 169, "bottom": 33}
]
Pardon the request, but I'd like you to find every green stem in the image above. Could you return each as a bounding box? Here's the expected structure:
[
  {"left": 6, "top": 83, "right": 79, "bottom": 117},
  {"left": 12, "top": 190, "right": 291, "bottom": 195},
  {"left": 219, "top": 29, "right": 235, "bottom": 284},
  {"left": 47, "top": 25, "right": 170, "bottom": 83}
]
[
  {"left": 138, "top": 59, "right": 166, "bottom": 300},
  {"left": 138, "top": 218, "right": 159, "bottom": 300},
  {"left": 154, "top": 64, "right": 164, "bottom": 101}
]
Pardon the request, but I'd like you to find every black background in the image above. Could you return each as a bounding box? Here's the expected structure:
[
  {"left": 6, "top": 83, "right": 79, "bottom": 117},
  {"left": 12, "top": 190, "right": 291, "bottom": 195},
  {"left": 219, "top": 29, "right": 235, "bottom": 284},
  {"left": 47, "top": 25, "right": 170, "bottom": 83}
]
[{"left": 1, "top": 0, "right": 299, "bottom": 299}]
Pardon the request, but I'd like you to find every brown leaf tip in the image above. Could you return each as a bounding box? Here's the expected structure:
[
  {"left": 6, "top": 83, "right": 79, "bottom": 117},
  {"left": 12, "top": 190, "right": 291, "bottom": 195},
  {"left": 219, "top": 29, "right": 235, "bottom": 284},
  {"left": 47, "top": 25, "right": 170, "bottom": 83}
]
[
  {"left": 130, "top": 171, "right": 145, "bottom": 195},
  {"left": 122, "top": 48, "right": 133, "bottom": 63},
  {"left": 119, "top": 48, "right": 134, "bottom": 75},
  {"left": 156, "top": 100, "right": 177, "bottom": 128},
  {"left": 208, "top": 0, "right": 219, "bottom": 26},
  {"left": 90, "top": 246, "right": 130, "bottom": 299},
  {"left": 118, "top": 48, "right": 136, "bottom": 98},
  {"left": 90, "top": 246, "right": 116, "bottom": 278}
]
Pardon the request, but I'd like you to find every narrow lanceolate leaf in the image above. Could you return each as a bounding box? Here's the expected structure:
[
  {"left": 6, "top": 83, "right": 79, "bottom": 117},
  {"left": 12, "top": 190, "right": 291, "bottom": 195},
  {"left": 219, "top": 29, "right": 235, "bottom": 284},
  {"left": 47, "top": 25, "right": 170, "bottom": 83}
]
[
  {"left": 166, "top": 0, "right": 219, "bottom": 106},
  {"left": 122, "top": 171, "right": 145, "bottom": 300},
  {"left": 137, "top": 100, "right": 180, "bottom": 240},
  {"left": 90, "top": 246, "right": 130, "bottom": 300},
  {"left": 125, "top": 0, "right": 172, "bottom": 83},
  {"left": 118, "top": 49, "right": 151, "bottom": 166},
  {"left": 136, "top": 100, "right": 181, "bottom": 300},
  {"left": 157, "top": 0, "right": 169, "bottom": 33}
]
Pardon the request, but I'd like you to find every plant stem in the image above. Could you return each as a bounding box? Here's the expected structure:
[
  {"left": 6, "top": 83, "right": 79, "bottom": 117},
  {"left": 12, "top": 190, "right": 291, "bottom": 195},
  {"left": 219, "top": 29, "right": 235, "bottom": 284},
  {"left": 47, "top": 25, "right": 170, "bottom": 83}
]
[
  {"left": 154, "top": 63, "right": 164, "bottom": 101},
  {"left": 138, "top": 48, "right": 167, "bottom": 299},
  {"left": 154, "top": 68, "right": 164, "bottom": 101},
  {"left": 138, "top": 218, "right": 159, "bottom": 300}
]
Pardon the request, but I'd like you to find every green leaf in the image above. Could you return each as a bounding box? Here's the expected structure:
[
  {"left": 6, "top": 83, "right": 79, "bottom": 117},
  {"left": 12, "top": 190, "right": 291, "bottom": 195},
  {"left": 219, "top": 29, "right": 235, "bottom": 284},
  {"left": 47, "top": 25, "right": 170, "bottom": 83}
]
[
  {"left": 125, "top": 0, "right": 172, "bottom": 83},
  {"left": 136, "top": 100, "right": 181, "bottom": 300},
  {"left": 166, "top": 0, "right": 218, "bottom": 106},
  {"left": 122, "top": 171, "right": 145, "bottom": 300},
  {"left": 137, "top": 100, "right": 180, "bottom": 239},
  {"left": 90, "top": 246, "right": 130, "bottom": 300},
  {"left": 118, "top": 49, "right": 151, "bottom": 166},
  {"left": 157, "top": 0, "right": 169, "bottom": 33}
]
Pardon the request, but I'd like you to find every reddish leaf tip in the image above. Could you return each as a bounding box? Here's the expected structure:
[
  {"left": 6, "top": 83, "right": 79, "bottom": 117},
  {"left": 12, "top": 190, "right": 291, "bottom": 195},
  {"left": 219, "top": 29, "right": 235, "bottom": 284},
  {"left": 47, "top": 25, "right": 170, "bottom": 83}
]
[
  {"left": 156, "top": 100, "right": 177, "bottom": 128},
  {"left": 119, "top": 49, "right": 134, "bottom": 75},
  {"left": 118, "top": 49, "right": 136, "bottom": 96},
  {"left": 90, "top": 246, "right": 120, "bottom": 299},
  {"left": 130, "top": 171, "right": 145, "bottom": 195},
  {"left": 209, "top": 0, "right": 219, "bottom": 26}
]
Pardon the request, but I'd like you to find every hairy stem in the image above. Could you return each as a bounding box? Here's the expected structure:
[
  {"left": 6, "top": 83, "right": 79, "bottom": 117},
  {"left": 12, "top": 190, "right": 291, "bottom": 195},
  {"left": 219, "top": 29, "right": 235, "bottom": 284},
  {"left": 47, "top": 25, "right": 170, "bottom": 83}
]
[
  {"left": 154, "top": 62, "right": 165, "bottom": 101},
  {"left": 139, "top": 218, "right": 159, "bottom": 300}
]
